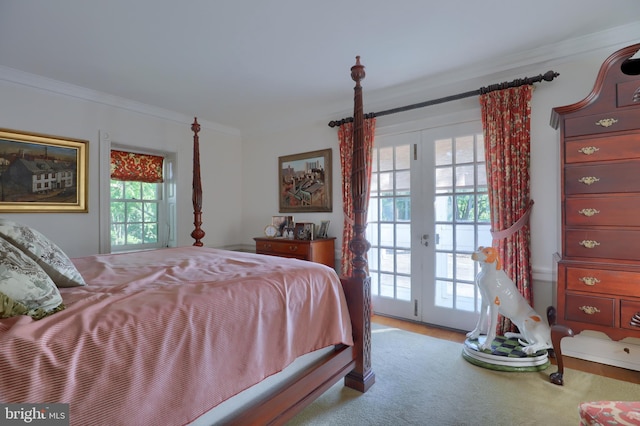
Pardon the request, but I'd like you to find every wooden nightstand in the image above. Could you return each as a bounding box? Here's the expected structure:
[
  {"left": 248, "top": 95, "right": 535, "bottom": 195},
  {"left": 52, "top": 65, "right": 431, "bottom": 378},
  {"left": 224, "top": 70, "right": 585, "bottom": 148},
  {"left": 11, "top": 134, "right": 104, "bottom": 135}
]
[{"left": 254, "top": 237, "right": 335, "bottom": 268}]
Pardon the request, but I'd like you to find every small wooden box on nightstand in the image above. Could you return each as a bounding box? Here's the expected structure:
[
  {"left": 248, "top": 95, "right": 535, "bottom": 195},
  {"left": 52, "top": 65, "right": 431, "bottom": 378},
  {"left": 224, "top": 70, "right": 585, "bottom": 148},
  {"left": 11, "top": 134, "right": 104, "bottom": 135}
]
[{"left": 254, "top": 237, "right": 335, "bottom": 268}]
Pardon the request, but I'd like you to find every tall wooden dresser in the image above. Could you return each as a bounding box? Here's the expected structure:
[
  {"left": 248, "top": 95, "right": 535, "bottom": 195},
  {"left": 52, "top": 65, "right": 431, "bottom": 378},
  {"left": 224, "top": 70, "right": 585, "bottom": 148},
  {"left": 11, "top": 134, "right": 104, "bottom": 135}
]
[{"left": 552, "top": 43, "right": 640, "bottom": 343}]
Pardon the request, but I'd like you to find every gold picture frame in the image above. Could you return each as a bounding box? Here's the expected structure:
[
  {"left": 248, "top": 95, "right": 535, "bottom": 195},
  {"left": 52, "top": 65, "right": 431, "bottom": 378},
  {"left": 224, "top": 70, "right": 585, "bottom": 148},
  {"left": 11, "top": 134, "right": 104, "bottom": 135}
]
[
  {"left": 0, "top": 128, "right": 88, "bottom": 212},
  {"left": 279, "top": 148, "right": 332, "bottom": 213}
]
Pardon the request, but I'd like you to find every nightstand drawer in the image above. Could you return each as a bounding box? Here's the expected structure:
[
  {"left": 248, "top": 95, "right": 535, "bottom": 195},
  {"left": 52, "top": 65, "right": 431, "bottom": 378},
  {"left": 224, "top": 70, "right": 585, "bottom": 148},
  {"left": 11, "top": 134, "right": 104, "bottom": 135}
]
[
  {"left": 254, "top": 237, "right": 335, "bottom": 268},
  {"left": 256, "top": 240, "right": 310, "bottom": 257},
  {"left": 565, "top": 293, "right": 615, "bottom": 327}
]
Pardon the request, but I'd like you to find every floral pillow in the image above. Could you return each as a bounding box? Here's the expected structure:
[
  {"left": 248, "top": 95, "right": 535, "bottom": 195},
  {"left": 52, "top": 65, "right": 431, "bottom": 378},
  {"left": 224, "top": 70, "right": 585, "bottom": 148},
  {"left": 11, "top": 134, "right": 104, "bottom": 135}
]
[
  {"left": 0, "top": 237, "right": 65, "bottom": 319},
  {"left": 0, "top": 219, "right": 86, "bottom": 288}
]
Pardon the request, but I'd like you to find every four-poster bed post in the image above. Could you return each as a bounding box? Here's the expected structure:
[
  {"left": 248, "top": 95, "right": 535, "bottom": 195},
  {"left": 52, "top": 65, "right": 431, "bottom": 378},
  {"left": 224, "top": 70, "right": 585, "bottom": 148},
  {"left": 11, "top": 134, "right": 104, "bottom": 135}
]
[
  {"left": 191, "top": 117, "right": 205, "bottom": 246},
  {"left": 186, "top": 57, "right": 374, "bottom": 424},
  {"left": 341, "top": 56, "right": 375, "bottom": 392}
]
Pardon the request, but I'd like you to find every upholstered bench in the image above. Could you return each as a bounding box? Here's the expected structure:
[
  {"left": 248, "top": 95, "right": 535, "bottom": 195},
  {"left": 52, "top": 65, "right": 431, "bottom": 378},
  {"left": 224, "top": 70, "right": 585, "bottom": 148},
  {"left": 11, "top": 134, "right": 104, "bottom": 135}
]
[{"left": 579, "top": 401, "right": 640, "bottom": 425}]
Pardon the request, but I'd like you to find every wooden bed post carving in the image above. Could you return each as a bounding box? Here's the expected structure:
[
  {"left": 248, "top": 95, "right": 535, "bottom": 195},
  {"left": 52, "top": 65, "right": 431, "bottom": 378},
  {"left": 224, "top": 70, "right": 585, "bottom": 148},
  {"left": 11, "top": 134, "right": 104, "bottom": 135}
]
[
  {"left": 191, "top": 117, "right": 205, "bottom": 246},
  {"left": 343, "top": 56, "right": 375, "bottom": 393}
]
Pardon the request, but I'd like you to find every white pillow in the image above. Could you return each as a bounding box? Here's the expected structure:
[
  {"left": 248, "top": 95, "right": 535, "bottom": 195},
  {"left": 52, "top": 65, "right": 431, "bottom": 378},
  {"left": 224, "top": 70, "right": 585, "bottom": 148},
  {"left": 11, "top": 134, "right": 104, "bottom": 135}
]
[
  {"left": 0, "top": 219, "right": 86, "bottom": 288},
  {"left": 0, "top": 236, "right": 64, "bottom": 319}
]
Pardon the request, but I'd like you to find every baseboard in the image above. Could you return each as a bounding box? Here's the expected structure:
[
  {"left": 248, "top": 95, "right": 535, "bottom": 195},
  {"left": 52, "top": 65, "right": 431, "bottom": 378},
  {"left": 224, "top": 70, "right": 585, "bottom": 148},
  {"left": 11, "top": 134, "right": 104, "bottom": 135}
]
[{"left": 561, "top": 332, "right": 640, "bottom": 371}]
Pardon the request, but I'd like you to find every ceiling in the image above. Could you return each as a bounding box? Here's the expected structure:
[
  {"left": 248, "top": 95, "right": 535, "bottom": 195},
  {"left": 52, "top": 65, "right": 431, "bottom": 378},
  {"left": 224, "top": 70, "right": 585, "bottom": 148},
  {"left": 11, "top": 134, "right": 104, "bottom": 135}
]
[{"left": 1, "top": 1, "right": 640, "bottom": 134}]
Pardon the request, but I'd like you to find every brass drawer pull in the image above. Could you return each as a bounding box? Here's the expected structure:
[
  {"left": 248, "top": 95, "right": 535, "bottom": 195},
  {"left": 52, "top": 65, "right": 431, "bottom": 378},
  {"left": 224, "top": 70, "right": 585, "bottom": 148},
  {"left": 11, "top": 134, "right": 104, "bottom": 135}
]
[
  {"left": 579, "top": 305, "right": 601, "bottom": 315},
  {"left": 579, "top": 276, "right": 600, "bottom": 286},
  {"left": 579, "top": 240, "right": 600, "bottom": 249},
  {"left": 288, "top": 246, "right": 298, "bottom": 251},
  {"left": 578, "top": 146, "right": 600, "bottom": 155},
  {"left": 595, "top": 118, "right": 618, "bottom": 128},
  {"left": 578, "top": 208, "right": 600, "bottom": 217},
  {"left": 578, "top": 176, "right": 600, "bottom": 185}
]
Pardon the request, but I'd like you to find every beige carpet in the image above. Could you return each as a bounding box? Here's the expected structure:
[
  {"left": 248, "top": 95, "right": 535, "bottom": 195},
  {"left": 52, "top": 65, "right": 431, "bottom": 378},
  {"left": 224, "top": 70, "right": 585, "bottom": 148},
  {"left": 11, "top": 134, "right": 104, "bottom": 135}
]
[{"left": 289, "top": 326, "right": 639, "bottom": 426}]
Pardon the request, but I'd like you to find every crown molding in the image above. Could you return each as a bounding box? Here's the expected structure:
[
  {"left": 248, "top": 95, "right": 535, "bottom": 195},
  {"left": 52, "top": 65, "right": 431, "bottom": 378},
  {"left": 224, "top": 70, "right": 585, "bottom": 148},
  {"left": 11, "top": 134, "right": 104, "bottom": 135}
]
[
  {"left": 367, "top": 22, "right": 640, "bottom": 111},
  {"left": 0, "top": 65, "right": 242, "bottom": 137}
]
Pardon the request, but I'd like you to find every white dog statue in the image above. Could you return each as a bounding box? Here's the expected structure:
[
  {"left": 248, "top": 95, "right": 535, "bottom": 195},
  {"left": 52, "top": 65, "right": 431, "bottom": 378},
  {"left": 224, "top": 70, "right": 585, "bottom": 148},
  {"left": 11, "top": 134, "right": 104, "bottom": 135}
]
[{"left": 467, "top": 246, "right": 552, "bottom": 355}]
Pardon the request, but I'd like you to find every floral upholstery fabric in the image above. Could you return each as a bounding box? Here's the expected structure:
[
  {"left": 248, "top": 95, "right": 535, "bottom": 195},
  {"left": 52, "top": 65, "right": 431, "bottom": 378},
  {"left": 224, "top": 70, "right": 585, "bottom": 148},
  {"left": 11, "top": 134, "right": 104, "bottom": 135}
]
[
  {"left": 0, "top": 236, "right": 64, "bottom": 319},
  {"left": 0, "top": 219, "right": 85, "bottom": 287},
  {"left": 579, "top": 401, "right": 640, "bottom": 425}
]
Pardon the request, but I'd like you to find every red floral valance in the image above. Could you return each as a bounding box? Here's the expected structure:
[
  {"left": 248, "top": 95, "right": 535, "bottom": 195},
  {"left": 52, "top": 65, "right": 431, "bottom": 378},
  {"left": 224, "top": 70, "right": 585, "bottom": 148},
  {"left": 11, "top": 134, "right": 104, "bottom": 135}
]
[{"left": 110, "top": 150, "right": 164, "bottom": 183}]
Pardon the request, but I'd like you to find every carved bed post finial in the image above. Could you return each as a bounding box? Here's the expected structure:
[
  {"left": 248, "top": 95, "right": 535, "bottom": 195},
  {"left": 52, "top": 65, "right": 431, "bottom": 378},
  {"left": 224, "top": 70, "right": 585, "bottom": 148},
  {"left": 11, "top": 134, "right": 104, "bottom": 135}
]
[{"left": 191, "top": 117, "right": 205, "bottom": 246}]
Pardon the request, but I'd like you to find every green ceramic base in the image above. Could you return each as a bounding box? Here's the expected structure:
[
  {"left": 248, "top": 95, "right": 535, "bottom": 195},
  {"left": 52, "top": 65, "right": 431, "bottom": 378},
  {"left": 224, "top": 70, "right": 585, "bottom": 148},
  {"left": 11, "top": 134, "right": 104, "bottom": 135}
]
[{"left": 462, "top": 336, "right": 550, "bottom": 372}]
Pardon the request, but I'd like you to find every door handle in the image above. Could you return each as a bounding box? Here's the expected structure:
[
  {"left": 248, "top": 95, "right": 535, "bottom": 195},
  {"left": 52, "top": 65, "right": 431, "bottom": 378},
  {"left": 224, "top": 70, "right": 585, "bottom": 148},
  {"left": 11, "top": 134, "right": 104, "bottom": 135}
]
[{"left": 421, "top": 234, "right": 429, "bottom": 247}]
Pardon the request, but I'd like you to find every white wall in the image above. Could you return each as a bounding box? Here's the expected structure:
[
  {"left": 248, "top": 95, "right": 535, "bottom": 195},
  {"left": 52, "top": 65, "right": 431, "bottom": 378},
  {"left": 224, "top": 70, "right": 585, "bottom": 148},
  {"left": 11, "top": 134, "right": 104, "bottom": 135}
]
[{"left": 0, "top": 76, "right": 244, "bottom": 257}]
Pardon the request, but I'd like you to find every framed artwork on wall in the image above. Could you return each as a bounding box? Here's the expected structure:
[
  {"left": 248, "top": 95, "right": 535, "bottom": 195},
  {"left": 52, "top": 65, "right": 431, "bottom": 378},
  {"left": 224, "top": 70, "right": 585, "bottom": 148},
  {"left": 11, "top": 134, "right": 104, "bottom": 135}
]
[
  {"left": 279, "top": 148, "right": 332, "bottom": 213},
  {"left": 0, "top": 128, "right": 88, "bottom": 212}
]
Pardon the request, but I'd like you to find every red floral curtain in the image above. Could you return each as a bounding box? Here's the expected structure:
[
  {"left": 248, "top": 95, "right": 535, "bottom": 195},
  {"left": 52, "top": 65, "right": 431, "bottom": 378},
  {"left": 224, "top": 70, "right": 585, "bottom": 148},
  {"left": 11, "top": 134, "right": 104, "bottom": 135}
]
[
  {"left": 479, "top": 85, "right": 534, "bottom": 335},
  {"left": 338, "top": 118, "right": 376, "bottom": 277},
  {"left": 110, "top": 150, "right": 164, "bottom": 183}
]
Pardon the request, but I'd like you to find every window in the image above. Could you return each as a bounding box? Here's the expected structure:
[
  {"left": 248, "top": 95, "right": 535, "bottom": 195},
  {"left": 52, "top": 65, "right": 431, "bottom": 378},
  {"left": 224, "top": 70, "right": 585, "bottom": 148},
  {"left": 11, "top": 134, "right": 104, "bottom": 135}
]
[{"left": 109, "top": 149, "right": 175, "bottom": 252}]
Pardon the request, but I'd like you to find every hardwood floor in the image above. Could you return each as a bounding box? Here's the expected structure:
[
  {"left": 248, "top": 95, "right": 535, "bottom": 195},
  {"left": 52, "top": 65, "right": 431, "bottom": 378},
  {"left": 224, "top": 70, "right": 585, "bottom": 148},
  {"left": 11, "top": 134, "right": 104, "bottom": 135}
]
[{"left": 372, "top": 314, "right": 640, "bottom": 385}]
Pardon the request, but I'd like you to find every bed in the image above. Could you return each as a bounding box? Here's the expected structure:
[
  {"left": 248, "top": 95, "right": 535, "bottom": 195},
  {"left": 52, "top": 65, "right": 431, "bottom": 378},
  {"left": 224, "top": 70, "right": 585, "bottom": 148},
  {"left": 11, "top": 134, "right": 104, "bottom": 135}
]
[{"left": 0, "top": 58, "right": 374, "bottom": 425}]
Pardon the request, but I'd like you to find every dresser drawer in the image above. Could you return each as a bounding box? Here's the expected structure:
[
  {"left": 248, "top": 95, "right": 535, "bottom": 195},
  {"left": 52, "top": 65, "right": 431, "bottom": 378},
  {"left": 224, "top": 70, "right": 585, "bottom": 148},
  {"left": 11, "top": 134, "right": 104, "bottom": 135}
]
[
  {"left": 256, "top": 240, "right": 310, "bottom": 258},
  {"left": 565, "top": 293, "right": 615, "bottom": 327},
  {"left": 621, "top": 299, "right": 640, "bottom": 331},
  {"left": 566, "top": 267, "right": 640, "bottom": 297},
  {"left": 565, "top": 109, "right": 640, "bottom": 138},
  {"left": 565, "top": 133, "right": 640, "bottom": 163},
  {"left": 565, "top": 195, "right": 640, "bottom": 226},
  {"left": 565, "top": 160, "right": 640, "bottom": 195},
  {"left": 565, "top": 229, "right": 640, "bottom": 261}
]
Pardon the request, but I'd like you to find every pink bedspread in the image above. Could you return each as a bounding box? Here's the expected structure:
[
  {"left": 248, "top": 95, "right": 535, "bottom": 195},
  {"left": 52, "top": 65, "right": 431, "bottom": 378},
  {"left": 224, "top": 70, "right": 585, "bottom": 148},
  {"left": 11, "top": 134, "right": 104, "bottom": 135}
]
[{"left": 0, "top": 247, "right": 353, "bottom": 425}]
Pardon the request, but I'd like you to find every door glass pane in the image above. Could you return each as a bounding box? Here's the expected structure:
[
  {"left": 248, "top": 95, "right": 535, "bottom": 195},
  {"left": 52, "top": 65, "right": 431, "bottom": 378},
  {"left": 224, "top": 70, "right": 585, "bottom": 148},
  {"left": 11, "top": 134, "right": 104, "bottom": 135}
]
[
  {"left": 455, "top": 136, "right": 474, "bottom": 163},
  {"left": 379, "top": 147, "right": 393, "bottom": 171},
  {"left": 435, "top": 195, "right": 453, "bottom": 221},
  {"left": 456, "top": 282, "right": 476, "bottom": 311},
  {"left": 435, "top": 280, "right": 453, "bottom": 308},
  {"left": 456, "top": 253, "right": 475, "bottom": 281},
  {"left": 380, "top": 172, "right": 393, "bottom": 192},
  {"left": 456, "top": 225, "right": 475, "bottom": 251},
  {"left": 380, "top": 273, "right": 394, "bottom": 297},
  {"left": 435, "top": 224, "right": 453, "bottom": 250},
  {"left": 397, "top": 249, "right": 410, "bottom": 275},
  {"left": 396, "top": 223, "right": 410, "bottom": 248},
  {"left": 380, "top": 224, "right": 394, "bottom": 246},
  {"left": 396, "top": 145, "right": 411, "bottom": 169},
  {"left": 397, "top": 275, "right": 411, "bottom": 301},
  {"left": 396, "top": 171, "right": 410, "bottom": 193},
  {"left": 435, "top": 139, "right": 452, "bottom": 166},
  {"left": 380, "top": 249, "right": 394, "bottom": 272},
  {"left": 435, "top": 167, "right": 453, "bottom": 192}
]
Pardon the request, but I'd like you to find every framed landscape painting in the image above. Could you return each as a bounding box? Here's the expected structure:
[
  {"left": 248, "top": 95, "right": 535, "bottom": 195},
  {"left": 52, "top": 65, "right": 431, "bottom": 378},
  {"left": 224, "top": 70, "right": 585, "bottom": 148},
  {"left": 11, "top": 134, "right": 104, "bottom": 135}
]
[
  {"left": 279, "top": 148, "right": 332, "bottom": 213},
  {"left": 0, "top": 128, "right": 88, "bottom": 212}
]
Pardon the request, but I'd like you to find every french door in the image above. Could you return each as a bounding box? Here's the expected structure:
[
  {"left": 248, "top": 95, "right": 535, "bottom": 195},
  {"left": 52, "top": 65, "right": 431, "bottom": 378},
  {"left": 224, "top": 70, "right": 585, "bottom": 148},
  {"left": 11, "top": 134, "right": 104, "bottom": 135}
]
[{"left": 367, "top": 121, "right": 492, "bottom": 331}]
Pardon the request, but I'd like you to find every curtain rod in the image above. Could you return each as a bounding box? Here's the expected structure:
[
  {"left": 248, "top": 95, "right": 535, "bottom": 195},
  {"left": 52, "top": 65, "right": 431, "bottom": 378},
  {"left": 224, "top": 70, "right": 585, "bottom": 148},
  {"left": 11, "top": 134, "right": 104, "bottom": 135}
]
[{"left": 327, "top": 70, "right": 559, "bottom": 128}]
